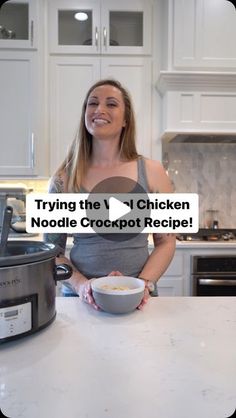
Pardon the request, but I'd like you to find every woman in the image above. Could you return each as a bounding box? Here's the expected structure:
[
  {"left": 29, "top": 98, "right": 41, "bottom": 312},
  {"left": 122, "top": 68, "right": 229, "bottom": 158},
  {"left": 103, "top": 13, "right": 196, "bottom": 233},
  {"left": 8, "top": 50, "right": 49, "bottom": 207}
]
[{"left": 44, "top": 79, "right": 176, "bottom": 309}]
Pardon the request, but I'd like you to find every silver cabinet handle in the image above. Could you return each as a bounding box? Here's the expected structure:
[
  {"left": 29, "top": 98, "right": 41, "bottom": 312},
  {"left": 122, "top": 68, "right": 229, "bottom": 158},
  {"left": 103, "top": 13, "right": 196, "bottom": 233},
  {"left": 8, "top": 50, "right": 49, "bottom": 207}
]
[
  {"left": 103, "top": 26, "right": 107, "bottom": 49},
  {"left": 30, "top": 20, "right": 34, "bottom": 46},
  {"left": 199, "top": 279, "right": 236, "bottom": 286},
  {"left": 95, "top": 26, "right": 99, "bottom": 50},
  {"left": 31, "top": 133, "right": 35, "bottom": 169}
]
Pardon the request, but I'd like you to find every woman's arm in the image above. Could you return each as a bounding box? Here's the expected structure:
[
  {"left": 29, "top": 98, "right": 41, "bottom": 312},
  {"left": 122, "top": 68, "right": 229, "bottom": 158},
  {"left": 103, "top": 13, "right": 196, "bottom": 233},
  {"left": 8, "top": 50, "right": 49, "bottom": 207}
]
[
  {"left": 138, "top": 159, "right": 176, "bottom": 285},
  {"left": 43, "top": 174, "right": 69, "bottom": 259},
  {"left": 43, "top": 173, "right": 99, "bottom": 308},
  {"left": 44, "top": 233, "right": 86, "bottom": 292},
  {"left": 45, "top": 232, "right": 99, "bottom": 308},
  {"left": 55, "top": 253, "right": 87, "bottom": 292},
  {"left": 138, "top": 233, "right": 176, "bottom": 283},
  {"left": 55, "top": 254, "right": 99, "bottom": 310}
]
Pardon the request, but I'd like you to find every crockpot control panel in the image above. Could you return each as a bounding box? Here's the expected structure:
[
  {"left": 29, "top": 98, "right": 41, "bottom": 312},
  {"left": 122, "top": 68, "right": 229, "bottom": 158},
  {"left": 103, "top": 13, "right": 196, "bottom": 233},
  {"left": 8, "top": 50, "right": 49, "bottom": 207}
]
[{"left": 0, "top": 301, "right": 32, "bottom": 339}]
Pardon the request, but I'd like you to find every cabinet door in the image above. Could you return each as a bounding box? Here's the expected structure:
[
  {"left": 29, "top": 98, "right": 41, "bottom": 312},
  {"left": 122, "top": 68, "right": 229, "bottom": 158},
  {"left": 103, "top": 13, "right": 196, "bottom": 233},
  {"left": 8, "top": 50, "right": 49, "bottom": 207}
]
[
  {"left": 101, "top": 57, "right": 152, "bottom": 158},
  {"left": 0, "top": 51, "right": 38, "bottom": 176},
  {"left": 48, "top": 0, "right": 151, "bottom": 55},
  {"left": 101, "top": 0, "right": 152, "bottom": 55},
  {"left": 48, "top": 0, "right": 100, "bottom": 54},
  {"left": 157, "top": 277, "right": 183, "bottom": 296},
  {"left": 0, "top": 0, "right": 37, "bottom": 49},
  {"left": 157, "top": 251, "right": 184, "bottom": 296},
  {"left": 173, "top": 0, "right": 236, "bottom": 69},
  {"left": 49, "top": 56, "right": 100, "bottom": 174}
]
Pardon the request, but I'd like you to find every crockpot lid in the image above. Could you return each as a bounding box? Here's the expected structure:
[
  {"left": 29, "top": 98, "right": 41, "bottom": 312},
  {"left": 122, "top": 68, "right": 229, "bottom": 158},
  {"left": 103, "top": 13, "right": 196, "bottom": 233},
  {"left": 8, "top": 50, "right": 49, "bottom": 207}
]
[{"left": 0, "top": 241, "right": 59, "bottom": 267}]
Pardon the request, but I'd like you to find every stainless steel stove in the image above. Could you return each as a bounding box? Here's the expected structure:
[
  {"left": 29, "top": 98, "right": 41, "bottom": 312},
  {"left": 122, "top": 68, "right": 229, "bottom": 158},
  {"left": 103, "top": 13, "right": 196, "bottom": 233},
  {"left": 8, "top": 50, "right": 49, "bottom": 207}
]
[{"left": 192, "top": 255, "right": 236, "bottom": 296}]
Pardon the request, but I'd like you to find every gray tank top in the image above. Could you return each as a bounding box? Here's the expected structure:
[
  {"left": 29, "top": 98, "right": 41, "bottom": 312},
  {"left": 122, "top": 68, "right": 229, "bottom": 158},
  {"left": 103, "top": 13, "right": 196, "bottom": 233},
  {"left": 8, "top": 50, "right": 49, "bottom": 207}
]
[{"left": 45, "top": 157, "right": 150, "bottom": 280}]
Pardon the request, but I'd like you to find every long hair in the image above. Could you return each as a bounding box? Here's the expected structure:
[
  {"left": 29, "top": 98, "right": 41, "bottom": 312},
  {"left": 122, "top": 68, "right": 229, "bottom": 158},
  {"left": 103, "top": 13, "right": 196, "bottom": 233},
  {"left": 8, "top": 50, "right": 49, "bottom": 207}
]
[{"left": 56, "top": 79, "right": 139, "bottom": 192}]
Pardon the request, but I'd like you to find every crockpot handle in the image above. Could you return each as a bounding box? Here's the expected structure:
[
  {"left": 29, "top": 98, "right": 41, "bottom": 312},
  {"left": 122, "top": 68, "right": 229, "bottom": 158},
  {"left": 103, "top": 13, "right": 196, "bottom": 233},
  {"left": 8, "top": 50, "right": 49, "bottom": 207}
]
[{"left": 54, "top": 263, "right": 73, "bottom": 282}]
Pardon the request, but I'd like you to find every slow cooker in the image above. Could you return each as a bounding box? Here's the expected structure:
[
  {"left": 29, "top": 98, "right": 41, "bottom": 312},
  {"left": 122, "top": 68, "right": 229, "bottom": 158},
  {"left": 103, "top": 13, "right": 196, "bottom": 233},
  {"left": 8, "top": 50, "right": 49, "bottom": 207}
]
[{"left": 0, "top": 240, "right": 72, "bottom": 343}]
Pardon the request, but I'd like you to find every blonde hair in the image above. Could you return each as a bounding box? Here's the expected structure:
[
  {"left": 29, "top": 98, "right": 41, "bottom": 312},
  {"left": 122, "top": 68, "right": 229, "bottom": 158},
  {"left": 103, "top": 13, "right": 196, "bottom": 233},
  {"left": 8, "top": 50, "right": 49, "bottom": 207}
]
[{"left": 56, "top": 79, "right": 139, "bottom": 192}]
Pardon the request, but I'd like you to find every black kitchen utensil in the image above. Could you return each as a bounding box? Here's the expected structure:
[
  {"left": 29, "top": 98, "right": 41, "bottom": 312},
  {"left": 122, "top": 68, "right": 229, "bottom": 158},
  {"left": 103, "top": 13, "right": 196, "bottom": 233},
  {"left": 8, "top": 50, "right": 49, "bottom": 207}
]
[{"left": 0, "top": 205, "right": 13, "bottom": 257}]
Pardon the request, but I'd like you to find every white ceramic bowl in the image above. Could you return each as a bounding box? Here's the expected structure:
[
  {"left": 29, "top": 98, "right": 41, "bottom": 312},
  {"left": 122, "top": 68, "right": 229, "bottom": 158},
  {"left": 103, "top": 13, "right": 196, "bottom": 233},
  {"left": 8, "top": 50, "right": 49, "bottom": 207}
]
[{"left": 91, "top": 276, "right": 145, "bottom": 314}]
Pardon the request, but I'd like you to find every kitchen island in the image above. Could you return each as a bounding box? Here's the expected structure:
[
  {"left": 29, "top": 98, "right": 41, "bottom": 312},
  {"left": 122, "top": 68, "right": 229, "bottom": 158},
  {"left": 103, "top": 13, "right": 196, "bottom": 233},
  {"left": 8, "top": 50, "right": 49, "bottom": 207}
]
[{"left": 0, "top": 297, "right": 235, "bottom": 418}]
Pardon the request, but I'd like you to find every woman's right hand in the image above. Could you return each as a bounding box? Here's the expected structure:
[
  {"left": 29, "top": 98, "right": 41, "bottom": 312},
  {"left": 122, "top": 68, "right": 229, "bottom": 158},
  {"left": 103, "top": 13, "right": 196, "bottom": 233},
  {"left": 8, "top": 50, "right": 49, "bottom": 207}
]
[{"left": 79, "top": 280, "right": 100, "bottom": 310}]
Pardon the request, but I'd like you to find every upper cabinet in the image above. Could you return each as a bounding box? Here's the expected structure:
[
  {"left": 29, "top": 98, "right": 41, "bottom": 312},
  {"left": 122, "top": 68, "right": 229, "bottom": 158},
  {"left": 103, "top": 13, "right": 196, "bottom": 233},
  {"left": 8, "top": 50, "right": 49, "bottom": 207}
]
[
  {"left": 0, "top": 1, "right": 47, "bottom": 177},
  {"left": 165, "top": 0, "right": 236, "bottom": 70},
  {"left": 157, "top": 0, "right": 236, "bottom": 135},
  {"left": 48, "top": 0, "right": 152, "bottom": 55},
  {"left": 0, "top": 51, "right": 39, "bottom": 176},
  {"left": 0, "top": 0, "right": 38, "bottom": 49}
]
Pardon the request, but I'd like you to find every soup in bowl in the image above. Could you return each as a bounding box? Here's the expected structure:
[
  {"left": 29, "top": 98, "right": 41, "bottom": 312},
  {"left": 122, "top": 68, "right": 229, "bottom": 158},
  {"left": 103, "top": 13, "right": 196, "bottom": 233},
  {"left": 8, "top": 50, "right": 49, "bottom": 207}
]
[{"left": 91, "top": 276, "right": 145, "bottom": 314}]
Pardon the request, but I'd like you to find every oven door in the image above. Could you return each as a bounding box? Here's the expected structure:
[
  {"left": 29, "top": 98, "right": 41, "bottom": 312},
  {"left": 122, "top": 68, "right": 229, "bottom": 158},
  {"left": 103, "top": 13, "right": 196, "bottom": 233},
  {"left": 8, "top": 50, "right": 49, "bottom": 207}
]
[{"left": 195, "top": 276, "right": 236, "bottom": 296}]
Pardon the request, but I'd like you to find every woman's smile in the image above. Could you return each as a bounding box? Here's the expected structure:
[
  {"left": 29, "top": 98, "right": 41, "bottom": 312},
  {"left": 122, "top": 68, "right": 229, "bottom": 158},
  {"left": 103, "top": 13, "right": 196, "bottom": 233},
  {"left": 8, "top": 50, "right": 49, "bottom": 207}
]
[{"left": 92, "top": 117, "right": 110, "bottom": 125}]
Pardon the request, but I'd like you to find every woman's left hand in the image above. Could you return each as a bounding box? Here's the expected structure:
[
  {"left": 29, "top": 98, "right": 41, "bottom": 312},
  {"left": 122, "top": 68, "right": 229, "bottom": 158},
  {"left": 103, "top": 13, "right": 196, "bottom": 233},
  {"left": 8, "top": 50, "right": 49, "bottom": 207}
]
[
  {"left": 108, "top": 270, "right": 150, "bottom": 310},
  {"left": 137, "top": 286, "right": 150, "bottom": 310}
]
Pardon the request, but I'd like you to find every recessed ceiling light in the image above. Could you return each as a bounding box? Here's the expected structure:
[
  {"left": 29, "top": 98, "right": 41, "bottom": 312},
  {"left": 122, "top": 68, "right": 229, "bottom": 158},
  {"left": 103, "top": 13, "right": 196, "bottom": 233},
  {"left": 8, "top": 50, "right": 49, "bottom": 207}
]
[{"left": 74, "top": 12, "right": 88, "bottom": 21}]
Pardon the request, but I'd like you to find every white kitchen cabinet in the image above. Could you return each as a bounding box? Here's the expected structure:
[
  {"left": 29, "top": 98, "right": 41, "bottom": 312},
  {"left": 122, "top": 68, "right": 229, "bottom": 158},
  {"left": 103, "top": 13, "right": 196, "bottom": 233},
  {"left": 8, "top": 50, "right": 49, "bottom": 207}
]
[
  {"left": 157, "top": 243, "right": 236, "bottom": 297},
  {"left": 49, "top": 55, "right": 152, "bottom": 174},
  {"left": 0, "top": 1, "right": 48, "bottom": 177},
  {"left": 157, "top": 277, "right": 184, "bottom": 296},
  {"left": 0, "top": 51, "right": 41, "bottom": 176},
  {"left": 176, "top": 243, "right": 236, "bottom": 296},
  {"left": 157, "top": 251, "right": 184, "bottom": 296},
  {"left": 169, "top": 0, "right": 236, "bottom": 70},
  {"left": 49, "top": 56, "right": 100, "bottom": 174},
  {"left": 48, "top": 0, "right": 152, "bottom": 55},
  {"left": 0, "top": 0, "right": 38, "bottom": 49},
  {"left": 160, "top": 89, "right": 236, "bottom": 135}
]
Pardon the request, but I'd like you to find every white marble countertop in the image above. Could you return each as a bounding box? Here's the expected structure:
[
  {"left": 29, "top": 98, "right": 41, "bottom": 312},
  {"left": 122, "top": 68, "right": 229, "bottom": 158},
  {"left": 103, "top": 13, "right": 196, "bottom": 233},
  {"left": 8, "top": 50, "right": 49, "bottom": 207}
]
[
  {"left": 0, "top": 297, "right": 236, "bottom": 418},
  {"left": 175, "top": 239, "right": 236, "bottom": 249}
]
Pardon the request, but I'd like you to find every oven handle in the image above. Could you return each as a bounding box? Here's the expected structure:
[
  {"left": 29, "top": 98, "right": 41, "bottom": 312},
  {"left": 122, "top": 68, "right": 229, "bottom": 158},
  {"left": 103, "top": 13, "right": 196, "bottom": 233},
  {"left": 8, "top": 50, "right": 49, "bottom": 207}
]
[{"left": 199, "top": 279, "right": 236, "bottom": 286}]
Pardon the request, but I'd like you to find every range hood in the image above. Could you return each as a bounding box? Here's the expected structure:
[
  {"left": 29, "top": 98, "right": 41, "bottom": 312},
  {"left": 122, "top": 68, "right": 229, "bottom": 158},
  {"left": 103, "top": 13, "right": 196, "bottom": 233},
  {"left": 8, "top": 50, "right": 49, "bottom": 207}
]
[
  {"left": 157, "top": 71, "right": 236, "bottom": 144},
  {"left": 162, "top": 133, "right": 236, "bottom": 144}
]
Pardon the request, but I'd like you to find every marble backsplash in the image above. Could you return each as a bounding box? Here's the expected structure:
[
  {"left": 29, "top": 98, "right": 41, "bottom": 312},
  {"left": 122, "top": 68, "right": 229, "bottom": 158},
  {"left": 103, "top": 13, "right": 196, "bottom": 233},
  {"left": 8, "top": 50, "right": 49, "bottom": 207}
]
[{"left": 163, "top": 143, "right": 236, "bottom": 229}]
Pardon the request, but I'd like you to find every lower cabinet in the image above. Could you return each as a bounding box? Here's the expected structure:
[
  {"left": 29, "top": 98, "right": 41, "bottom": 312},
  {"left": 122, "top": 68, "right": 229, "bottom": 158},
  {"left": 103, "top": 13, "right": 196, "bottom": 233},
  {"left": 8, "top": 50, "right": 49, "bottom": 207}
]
[
  {"left": 158, "top": 244, "right": 236, "bottom": 297},
  {"left": 157, "top": 251, "right": 184, "bottom": 296},
  {"left": 157, "top": 277, "right": 183, "bottom": 296},
  {"left": 49, "top": 55, "right": 152, "bottom": 175}
]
